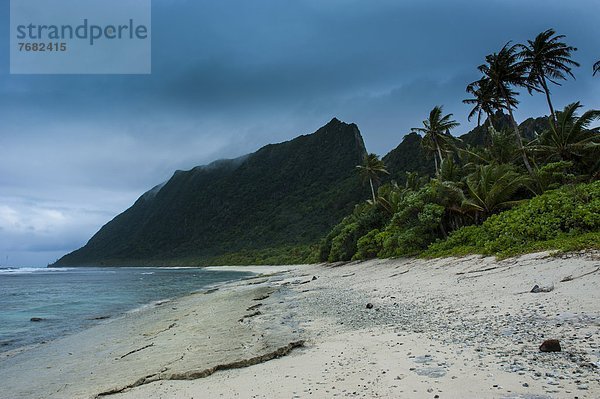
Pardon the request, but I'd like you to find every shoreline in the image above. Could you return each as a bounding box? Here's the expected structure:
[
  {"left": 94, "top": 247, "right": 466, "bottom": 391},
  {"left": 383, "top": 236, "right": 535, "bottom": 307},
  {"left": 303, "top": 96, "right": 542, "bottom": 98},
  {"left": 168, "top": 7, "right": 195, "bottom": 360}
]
[
  {"left": 1, "top": 253, "right": 599, "bottom": 398},
  {"left": 0, "top": 268, "right": 305, "bottom": 398},
  {"left": 0, "top": 266, "right": 270, "bottom": 359}
]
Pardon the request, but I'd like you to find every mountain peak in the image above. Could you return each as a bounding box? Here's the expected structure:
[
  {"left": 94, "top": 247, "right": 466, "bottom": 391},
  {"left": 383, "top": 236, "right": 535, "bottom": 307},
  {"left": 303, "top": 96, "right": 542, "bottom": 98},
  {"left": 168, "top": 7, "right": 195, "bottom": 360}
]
[
  {"left": 323, "top": 117, "right": 358, "bottom": 131},
  {"left": 54, "top": 119, "right": 367, "bottom": 267}
]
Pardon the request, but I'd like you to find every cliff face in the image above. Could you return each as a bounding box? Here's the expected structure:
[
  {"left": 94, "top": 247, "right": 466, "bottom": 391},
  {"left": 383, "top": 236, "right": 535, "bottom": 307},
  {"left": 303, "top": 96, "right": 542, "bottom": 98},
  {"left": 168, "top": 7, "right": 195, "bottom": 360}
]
[{"left": 55, "top": 118, "right": 368, "bottom": 266}]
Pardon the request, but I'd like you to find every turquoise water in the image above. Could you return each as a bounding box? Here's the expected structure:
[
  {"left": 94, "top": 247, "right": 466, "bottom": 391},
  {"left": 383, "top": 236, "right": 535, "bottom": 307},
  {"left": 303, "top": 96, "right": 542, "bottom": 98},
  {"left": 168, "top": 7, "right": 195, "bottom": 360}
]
[{"left": 0, "top": 266, "right": 253, "bottom": 352}]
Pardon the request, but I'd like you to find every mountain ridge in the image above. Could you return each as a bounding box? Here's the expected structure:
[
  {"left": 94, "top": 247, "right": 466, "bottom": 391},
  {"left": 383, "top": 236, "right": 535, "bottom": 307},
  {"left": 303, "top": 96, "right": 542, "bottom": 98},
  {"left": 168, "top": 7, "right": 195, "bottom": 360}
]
[
  {"left": 54, "top": 114, "right": 551, "bottom": 267},
  {"left": 54, "top": 118, "right": 367, "bottom": 266}
]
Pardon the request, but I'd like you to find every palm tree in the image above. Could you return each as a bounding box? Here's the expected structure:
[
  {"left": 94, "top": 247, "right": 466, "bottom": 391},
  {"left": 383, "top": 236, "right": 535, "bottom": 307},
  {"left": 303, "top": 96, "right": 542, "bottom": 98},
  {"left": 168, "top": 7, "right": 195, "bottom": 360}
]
[
  {"left": 458, "top": 127, "right": 519, "bottom": 170},
  {"left": 377, "top": 182, "right": 409, "bottom": 215},
  {"left": 461, "top": 164, "right": 530, "bottom": 222},
  {"left": 527, "top": 160, "right": 578, "bottom": 195},
  {"left": 518, "top": 29, "right": 579, "bottom": 126},
  {"left": 476, "top": 43, "right": 536, "bottom": 174},
  {"left": 464, "top": 78, "right": 504, "bottom": 128},
  {"left": 428, "top": 178, "right": 469, "bottom": 234},
  {"left": 404, "top": 171, "right": 427, "bottom": 192},
  {"left": 356, "top": 153, "right": 389, "bottom": 203},
  {"left": 531, "top": 102, "right": 600, "bottom": 164},
  {"left": 412, "top": 106, "right": 460, "bottom": 175},
  {"left": 439, "top": 156, "right": 462, "bottom": 182},
  {"left": 594, "top": 60, "right": 600, "bottom": 76},
  {"left": 487, "top": 127, "right": 520, "bottom": 165}
]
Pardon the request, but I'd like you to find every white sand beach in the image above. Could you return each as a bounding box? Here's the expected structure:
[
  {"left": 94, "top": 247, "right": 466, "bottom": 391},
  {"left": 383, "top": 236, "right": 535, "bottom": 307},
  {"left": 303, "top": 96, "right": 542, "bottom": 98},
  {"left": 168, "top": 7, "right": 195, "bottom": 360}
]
[{"left": 1, "top": 253, "right": 599, "bottom": 398}]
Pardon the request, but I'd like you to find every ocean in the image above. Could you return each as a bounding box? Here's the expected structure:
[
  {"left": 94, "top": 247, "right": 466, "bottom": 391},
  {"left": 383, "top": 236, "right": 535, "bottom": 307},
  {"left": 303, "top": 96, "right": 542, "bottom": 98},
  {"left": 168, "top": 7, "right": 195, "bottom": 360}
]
[{"left": 0, "top": 266, "right": 253, "bottom": 353}]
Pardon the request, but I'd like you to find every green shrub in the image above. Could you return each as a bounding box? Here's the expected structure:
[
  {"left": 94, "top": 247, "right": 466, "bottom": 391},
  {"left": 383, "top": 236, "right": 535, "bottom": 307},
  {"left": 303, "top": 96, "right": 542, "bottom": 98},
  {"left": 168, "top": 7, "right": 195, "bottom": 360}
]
[
  {"left": 376, "top": 180, "right": 463, "bottom": 257},
  {"left": 354, "top": 229, "right": 389, "bottom": 260},
  {"left": 328, "top": 222, "right": 360, "bottom": 262},
  {"left": 425, "top": 181, "right": 600, "bottom": 257},
  {"left": 318, "top": 203, "right": 387, "bottom": 262}
]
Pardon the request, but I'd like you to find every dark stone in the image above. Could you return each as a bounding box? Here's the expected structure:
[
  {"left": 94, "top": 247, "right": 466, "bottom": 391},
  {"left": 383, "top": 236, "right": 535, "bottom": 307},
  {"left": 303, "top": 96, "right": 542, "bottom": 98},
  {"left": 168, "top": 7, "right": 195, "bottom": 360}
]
[
  {"left": 312, "top": 276, "right": 317, "bottom": 281},
  {"left": 539, "top": 339, "right": 561, "bottom": 352},
  {"left": 90, "top": 315, "right": 110, "bottom": 320},
  {"left": 30, "top": 317, "right": 44, "bottom": 322},
  {"left": 366, "top": 303, "right": 374, "bottom": 309},
  {"left": 531, "top": 284, "right": 554, "bottom": 293}
]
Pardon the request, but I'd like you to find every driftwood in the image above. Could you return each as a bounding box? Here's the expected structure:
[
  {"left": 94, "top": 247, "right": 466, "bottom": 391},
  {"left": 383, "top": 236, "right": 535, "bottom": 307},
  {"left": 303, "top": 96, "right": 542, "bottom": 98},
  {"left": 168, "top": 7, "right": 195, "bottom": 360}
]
[
  {"left": 561, "top": 267, "right": 600, "bottom": 282},
  {"left": 389, "top": 270, "right": 409, "bottom": 278}
]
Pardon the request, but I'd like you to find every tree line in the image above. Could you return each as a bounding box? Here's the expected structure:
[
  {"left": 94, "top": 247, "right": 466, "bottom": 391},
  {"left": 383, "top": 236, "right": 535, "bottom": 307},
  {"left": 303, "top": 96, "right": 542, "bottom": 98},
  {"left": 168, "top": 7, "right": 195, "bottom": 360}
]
[{"left": 320, "top": 29, "right": 599, "bottom": 262}]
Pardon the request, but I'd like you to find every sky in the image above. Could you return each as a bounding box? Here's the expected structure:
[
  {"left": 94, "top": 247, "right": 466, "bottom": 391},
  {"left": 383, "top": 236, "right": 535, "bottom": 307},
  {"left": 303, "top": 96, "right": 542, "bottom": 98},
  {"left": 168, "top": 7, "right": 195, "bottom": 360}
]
[{"left": 1, "top": 0, "right": 599, "bottom": 267}]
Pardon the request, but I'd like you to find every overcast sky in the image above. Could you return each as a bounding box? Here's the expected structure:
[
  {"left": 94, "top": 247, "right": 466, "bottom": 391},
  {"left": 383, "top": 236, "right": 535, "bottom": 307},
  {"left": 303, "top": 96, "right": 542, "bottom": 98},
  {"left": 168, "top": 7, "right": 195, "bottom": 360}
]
[{"left": 1, "top": 0, "right": 599, "bottom": 267}]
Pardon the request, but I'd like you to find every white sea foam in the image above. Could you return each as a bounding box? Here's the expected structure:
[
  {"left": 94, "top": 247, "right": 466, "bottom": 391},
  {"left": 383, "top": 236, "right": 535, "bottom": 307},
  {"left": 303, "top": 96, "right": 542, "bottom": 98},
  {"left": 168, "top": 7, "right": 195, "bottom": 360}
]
[
  {"left": 0, "top": 267, "right": 75, "bottom": 275},
  {"left": 125, "top": 298, "right": 172, "bottom": 314}
]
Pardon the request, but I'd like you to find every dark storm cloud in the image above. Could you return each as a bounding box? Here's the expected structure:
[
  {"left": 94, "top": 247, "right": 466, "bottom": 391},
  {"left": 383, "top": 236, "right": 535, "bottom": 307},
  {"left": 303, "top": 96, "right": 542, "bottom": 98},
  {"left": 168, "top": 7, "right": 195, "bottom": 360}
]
[{"left": 0, "top": 0, "right": 599, "bottom": 265}]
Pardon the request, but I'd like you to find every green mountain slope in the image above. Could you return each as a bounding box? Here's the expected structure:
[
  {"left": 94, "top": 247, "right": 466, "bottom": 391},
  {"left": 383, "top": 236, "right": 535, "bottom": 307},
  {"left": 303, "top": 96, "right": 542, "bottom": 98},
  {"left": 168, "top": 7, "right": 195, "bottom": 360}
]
[
  {"left": 382, "top": 132, "right": 434, "bottom": 184},
  {"left": 54, "top": 118, "right": 367, "bottom": 266}
]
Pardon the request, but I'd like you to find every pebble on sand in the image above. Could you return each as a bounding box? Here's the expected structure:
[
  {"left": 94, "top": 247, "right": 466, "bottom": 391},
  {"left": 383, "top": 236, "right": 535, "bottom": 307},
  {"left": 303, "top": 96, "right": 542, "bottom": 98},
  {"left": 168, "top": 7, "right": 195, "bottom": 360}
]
[{"left": 539, "top": 339, "right": 561, "bottom": 352}]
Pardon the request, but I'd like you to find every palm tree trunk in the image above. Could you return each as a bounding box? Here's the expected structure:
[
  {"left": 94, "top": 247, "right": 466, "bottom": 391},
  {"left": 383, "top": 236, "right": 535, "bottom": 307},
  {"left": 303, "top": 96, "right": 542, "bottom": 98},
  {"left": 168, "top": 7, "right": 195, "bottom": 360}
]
[
  {"left": 485, "top": 111, "right": 494, "bottom": 146},
  {"left": 439, "top": 221, "right": 448, "bottom": 239},
  {"left": 432, "top": 134, "right": 444, "bottom": 175},
  {"left": 501, "top": 88, "right": 534, "bottom": 175},
  {"left": 369, "top": 178, "right": 376, "bottom": 203},
  {"left": 436, "top": 143, "right": 444, "bottom": 166},
  {"left": 485, "top": 112, "right": 495, "bottom": 131},
  {"left": 539, "top": 75, "right": 557, "bottom": 127},
  {"left": 507, "top": 105, "right": 534, "bottom": 175}
]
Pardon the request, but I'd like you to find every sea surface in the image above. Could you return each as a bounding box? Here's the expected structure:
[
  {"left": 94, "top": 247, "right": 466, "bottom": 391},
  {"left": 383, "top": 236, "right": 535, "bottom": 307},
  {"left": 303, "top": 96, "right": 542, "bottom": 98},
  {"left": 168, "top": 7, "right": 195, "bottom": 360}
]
[{"left": 0, "top": 266, "right": 253, "bottom": 353}]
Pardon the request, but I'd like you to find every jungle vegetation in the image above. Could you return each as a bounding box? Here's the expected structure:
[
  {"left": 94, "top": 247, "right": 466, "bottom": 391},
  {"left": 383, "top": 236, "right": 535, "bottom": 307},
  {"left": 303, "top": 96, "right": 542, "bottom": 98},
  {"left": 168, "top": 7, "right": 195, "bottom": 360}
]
[{"left": 319, "top": 29, "right": 599, "bottom": 262}]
